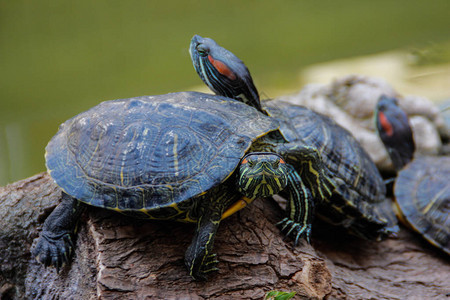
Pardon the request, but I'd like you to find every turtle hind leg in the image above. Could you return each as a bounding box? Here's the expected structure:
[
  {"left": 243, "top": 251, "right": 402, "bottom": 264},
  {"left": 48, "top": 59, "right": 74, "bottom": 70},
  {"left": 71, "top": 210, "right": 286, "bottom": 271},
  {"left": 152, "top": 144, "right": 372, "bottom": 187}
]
[
  {"left": 184, "top": 189, "right": 235, "bottom": 280},
  {"left": 32, "top": 192, "right": 85, "bottom": 271},
  {"left": 184, "top": 212, "right": 221, "bottom": 280}
]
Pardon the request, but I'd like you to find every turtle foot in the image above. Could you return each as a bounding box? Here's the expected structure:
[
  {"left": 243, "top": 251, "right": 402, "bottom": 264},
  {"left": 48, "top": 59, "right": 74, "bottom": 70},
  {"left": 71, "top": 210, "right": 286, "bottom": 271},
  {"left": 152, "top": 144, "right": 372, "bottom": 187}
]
[
  {"left": 32, "top": 231, "right": 75, "bottom": 271},
  {"left": 276, "top": 217, "right": 311, "bottom": 246},
  {"left": 188, "top": 253, "right": 219, "bottom": 281}
]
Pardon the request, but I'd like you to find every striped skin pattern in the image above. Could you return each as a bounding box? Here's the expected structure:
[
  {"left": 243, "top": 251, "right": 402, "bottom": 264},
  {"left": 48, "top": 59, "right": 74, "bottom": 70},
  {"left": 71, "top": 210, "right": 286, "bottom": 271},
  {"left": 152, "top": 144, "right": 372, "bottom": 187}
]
[
  {"left": 276, "top": 164, "right": 315, "bottom": 244},
  {"left": 238, "top": 152, "right": 288, "bottom": 199},
  {"left": 190, "top": 34, "right": 398, "bottom": 241},
  {"left": 189, "top": 35, "right": 263, "bottom": 113},
  {"left": 265, "top": 100, "right": 398, "bottom": 240}
]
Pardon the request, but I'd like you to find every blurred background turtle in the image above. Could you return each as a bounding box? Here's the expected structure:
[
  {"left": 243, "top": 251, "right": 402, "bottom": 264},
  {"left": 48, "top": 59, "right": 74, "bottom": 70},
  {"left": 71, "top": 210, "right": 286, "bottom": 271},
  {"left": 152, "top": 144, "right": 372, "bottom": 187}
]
[{"left": 376, "top": 95, "right": 449, "bottom": 255}]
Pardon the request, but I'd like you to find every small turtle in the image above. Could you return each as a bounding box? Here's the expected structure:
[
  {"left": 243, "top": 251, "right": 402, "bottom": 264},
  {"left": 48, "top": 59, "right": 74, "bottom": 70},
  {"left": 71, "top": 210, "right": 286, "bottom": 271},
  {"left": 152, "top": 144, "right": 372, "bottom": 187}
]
[
  {"left": 32, "top": 90, "right": 333, "bottom": 280},
  {"left": 375, "top": 95, "right": 415, "bottom": 171},
  {"left": 376, "top": 95, "right": 450, "bottom": 255},
  {"left": 190, "top": 35, "right": 398, "bottom": 240}
]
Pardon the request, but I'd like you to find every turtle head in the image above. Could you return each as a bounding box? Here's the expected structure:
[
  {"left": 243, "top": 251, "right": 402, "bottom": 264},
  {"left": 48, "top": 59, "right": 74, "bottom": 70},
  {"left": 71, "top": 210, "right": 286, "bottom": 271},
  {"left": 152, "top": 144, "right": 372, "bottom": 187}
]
[
  {"left": 189, "top": 35, "right": 263, "bottom": 112},
  {"left": 375, "top": 95, "right": 415, "bottom": 170},
  {"left": 237, "top": 152, "right": 289, "bottom": 199}
]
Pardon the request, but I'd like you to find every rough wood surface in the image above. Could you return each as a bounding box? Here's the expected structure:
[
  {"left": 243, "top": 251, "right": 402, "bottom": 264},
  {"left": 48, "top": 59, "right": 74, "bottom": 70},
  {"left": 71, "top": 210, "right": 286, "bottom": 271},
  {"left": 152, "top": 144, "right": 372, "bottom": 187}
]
[{"left": 1, "top": 173, "right": 449, "bottom": 299}]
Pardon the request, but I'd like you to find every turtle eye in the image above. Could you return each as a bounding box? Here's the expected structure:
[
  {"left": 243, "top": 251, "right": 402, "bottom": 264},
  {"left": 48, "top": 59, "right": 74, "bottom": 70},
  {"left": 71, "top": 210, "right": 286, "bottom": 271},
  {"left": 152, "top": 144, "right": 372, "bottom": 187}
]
[
  {"left": 196, "top": 45, "right": 208, "bottom": 56},
  {"left": 272, "top": 160, "right": 280, "bottom": 169},
  {"left": 244, "top": 157, "right": 256, "bottom": 167},
  {"left": 241, "top": 157, "right": 255, "bottom": 167}
]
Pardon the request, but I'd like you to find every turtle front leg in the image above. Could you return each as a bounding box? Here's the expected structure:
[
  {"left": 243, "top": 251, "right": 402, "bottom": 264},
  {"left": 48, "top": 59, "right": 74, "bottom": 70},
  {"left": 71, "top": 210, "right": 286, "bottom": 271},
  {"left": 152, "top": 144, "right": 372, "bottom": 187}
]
[
  {"left": 275, "top": 144, "right": 334, "bottom": 245},
  {"left": 184, "top": 209, "right": 222, "bottom": 280},
  {"left": 276, "top": 143, "right": 334, "bottom": 202},
  {"left": 32, "top": 192, "right": 85, "bottom": 271},
  {"left": 277, "top": 164, "right": 315, "bottom": 245}
]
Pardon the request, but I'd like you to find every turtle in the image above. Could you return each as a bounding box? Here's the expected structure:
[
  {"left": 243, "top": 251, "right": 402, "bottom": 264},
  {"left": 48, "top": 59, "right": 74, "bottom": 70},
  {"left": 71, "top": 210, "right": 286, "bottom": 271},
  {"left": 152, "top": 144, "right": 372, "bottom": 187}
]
[
  {"left": 32, "top": 91, "right": 334, "bottom": 280},
  {"left": 190, "top": 34, "right": 398, "bottom": 240},
  {"left": 376, "top": 95, "right": 450, "bottom": 255}
]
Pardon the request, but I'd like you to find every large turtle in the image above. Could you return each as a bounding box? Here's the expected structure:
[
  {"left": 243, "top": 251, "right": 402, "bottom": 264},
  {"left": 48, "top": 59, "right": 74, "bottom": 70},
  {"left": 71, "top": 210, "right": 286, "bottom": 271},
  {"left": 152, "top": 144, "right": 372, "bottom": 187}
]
[
  {"left": 32, "top": 90, "right": 335, "bottom": 280},
  {"left": 190, "top": 35, "right": 398, "bottom": 240},
  {"left": 376, "top": 95, "right": 450, "bottom": 255}
]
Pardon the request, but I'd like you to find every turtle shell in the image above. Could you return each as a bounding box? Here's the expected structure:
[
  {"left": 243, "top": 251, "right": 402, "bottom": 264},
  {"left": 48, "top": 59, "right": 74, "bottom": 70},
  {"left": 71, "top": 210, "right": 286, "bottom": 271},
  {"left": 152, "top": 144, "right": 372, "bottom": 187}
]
[
  {"left": 46, "top": 91, "right": 279, "bottom": 211},
  {"left": 394, "top": 156, "right": 450, "bottom": 254},
  {"left": 264, "top": 100, "right": 396, "bottom": 238}
]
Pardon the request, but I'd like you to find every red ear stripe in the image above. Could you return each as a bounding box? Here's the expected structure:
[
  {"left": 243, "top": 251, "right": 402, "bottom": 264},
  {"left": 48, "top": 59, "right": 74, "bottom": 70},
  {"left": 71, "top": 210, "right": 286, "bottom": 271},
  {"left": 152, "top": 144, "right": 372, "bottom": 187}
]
[
  {"left": 208, "top": 55, "right": 237, "bottom": 80},
  {"left": 241, "top": 158, "right": 248, "bottom": 164},
  {"left": 378, "top": 112, "right": 394, "bottom": 137}
]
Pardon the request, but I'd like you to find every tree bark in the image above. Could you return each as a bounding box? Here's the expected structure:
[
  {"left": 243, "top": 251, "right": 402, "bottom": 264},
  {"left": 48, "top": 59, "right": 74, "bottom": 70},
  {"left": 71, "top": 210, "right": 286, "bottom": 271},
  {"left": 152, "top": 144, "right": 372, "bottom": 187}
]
[{"left": 1, "top": 173, "right": 449, "bottom": 299}]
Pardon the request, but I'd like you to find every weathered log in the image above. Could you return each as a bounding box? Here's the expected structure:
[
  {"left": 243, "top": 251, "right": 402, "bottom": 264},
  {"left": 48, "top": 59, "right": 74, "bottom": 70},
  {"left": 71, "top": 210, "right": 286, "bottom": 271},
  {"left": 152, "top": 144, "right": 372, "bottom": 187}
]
[{"left": 1, "top": 172, "right": 449, "bottom": 299}]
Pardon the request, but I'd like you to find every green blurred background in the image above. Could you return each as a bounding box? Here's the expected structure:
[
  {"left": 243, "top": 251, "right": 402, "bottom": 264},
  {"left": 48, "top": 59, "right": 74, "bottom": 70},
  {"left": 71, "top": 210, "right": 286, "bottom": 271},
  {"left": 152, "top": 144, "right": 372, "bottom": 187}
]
[{"left": 1, "top": 0, "right": 450, "bottom": 186}]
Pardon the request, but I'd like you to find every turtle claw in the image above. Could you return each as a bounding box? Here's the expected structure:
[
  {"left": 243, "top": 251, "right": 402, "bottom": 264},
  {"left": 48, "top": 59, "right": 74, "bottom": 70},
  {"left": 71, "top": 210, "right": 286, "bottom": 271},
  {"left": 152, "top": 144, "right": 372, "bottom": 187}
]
[
  {"left": 204, "top": 253, "right": 219, "bottom": 266},
  {"left": 188, "top": 253, "right": 219, "bottom": 281},
  {"left": 200, "top": 253, "right": 220, "bottom": 275},
  {"left": 32, "top": 232, "right": 75, "bottom": 271},
  {"left": 276, "top": 217, "right": 311, "bottom": 246}
]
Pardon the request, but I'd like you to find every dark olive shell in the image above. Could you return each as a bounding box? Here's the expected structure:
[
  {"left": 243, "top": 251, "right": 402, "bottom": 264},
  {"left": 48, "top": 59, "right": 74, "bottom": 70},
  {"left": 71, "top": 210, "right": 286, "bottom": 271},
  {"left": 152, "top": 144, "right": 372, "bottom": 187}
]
[
  {"left": 265, "top": 100, "right": 396, "bottom": 238},
  {"left": 394, "top": 156, "right": 450, "bottom": 254},
  {"left": 46, "top": 91, "right": 279, "bottom": 211}
]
